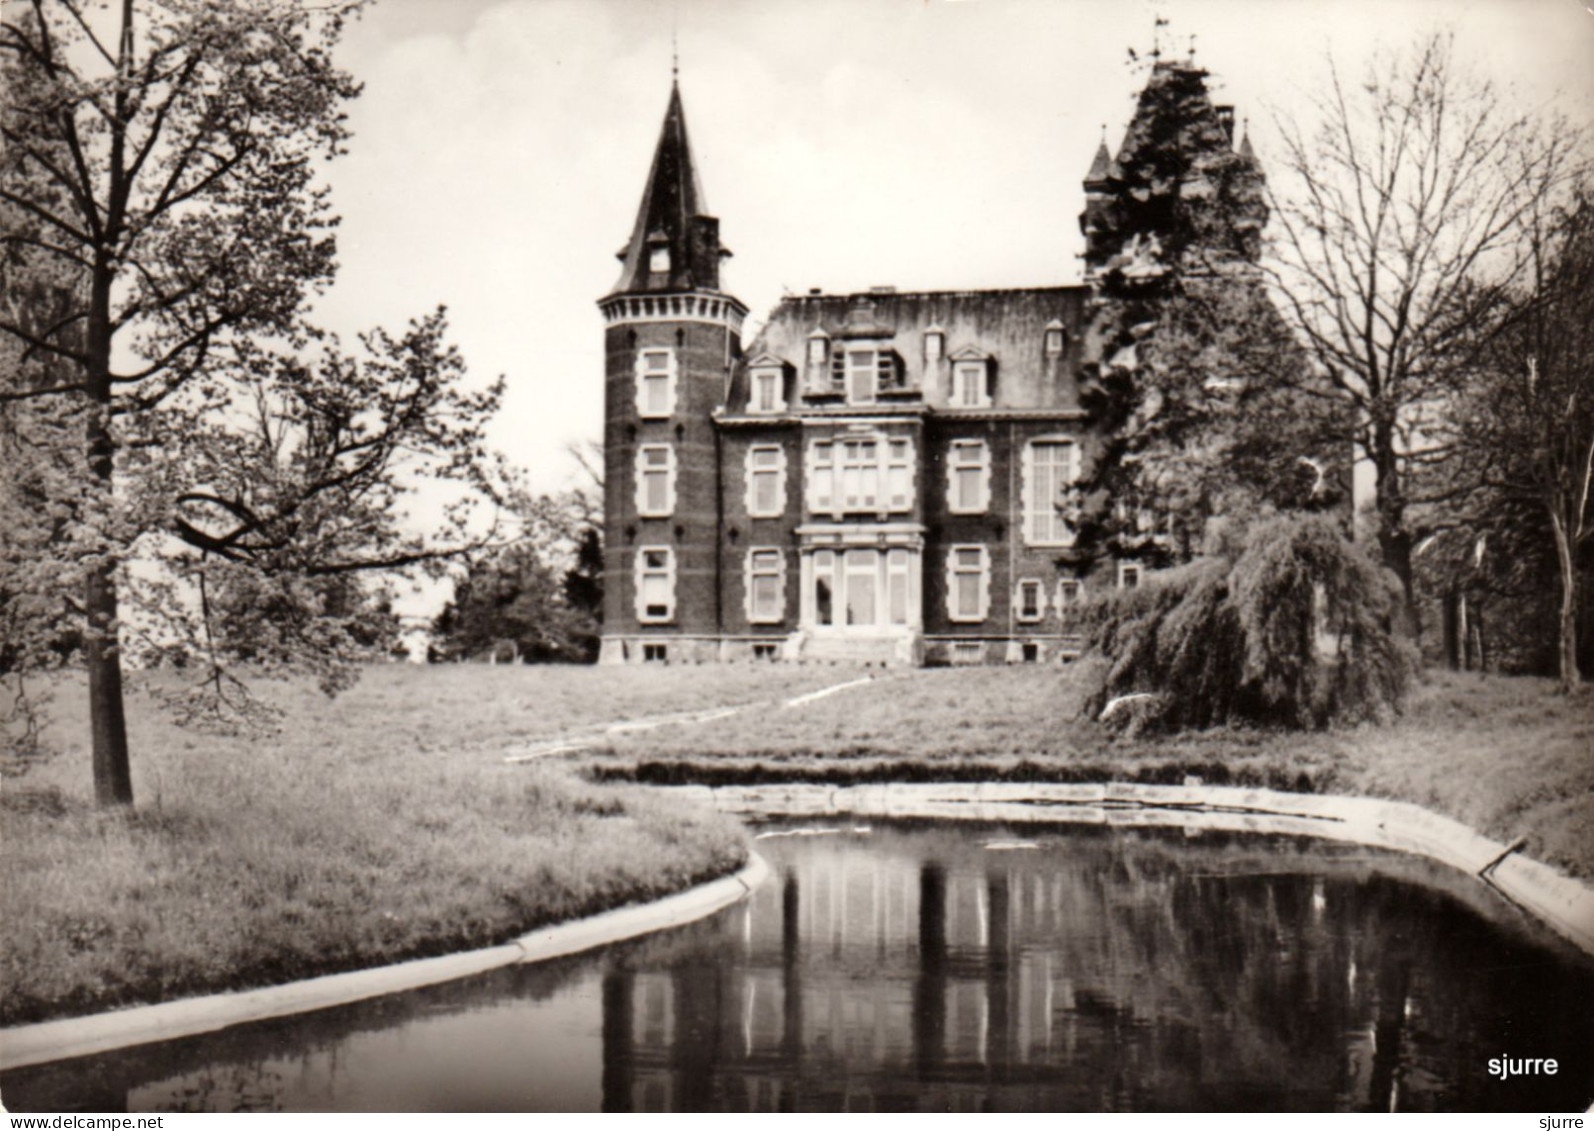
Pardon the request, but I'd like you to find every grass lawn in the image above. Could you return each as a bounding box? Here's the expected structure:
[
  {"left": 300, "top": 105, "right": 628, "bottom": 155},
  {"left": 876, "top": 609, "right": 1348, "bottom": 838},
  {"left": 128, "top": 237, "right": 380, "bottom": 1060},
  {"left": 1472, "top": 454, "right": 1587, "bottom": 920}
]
[
  {"left": 580, "top": 666, "right": 1594, "bottom": 881},
  {"left": 0, "top": 662, "right": 847, "bottom": 1026}
]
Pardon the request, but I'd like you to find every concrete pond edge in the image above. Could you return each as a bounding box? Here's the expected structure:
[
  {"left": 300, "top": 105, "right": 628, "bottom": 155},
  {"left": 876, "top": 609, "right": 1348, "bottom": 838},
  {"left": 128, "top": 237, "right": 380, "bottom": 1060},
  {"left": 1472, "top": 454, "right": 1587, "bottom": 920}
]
[
  {"left": 675, "top": 780, "right": 1594, "bottom": 959},
  {"left": 0, "top": 852, "right": 772, "bottom": 1073}
]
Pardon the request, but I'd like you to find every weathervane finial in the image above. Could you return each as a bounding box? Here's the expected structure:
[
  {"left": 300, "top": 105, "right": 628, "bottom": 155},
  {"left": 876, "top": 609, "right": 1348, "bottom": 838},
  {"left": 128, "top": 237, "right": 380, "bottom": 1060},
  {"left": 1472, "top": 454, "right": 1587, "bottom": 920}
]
[{"left": 671, "top": 26, "right": 679, "bottom": 84}]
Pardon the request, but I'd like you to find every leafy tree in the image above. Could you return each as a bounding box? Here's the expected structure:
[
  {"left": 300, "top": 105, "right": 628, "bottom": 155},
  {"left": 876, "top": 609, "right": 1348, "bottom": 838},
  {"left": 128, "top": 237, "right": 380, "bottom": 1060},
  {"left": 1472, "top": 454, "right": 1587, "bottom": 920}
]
[
  {"left": 1441, "top": 195, "right": 1594, "bottom": 690},
  {"left": 1081, "top": 513, "right": 1415, "bottom": 732},
  {"left": 1266, "top": 33, "right": 1586, "bottom": 633},
  {"left": 431, "top": 488, "right": 602, "bottom": 664},
  {"left": 0, "top": 1, "right": 501, "bottom": 803}
]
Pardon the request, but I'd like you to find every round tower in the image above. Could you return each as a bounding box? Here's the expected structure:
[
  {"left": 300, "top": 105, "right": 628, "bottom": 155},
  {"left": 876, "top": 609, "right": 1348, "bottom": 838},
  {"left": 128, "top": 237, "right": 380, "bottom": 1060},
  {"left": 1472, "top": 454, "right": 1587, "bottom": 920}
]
[{"left": 597, "top": 81, "right": 746, "bottom": 664}]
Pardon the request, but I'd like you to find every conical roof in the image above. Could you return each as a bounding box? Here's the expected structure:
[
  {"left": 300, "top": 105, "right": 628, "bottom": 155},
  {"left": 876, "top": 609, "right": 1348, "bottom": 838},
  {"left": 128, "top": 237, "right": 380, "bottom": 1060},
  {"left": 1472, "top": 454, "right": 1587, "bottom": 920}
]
[
  {"left": 609, "top": 82, "right": 725, "bottom": 296},
  {"left": 1085, "top": 139, "right": 1115, "bottom": 188}
]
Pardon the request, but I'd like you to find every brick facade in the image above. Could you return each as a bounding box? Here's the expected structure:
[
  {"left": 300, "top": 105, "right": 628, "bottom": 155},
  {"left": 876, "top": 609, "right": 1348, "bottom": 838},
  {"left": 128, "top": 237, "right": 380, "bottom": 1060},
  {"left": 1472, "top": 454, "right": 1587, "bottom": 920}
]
[{"left": 598, "top": 65, "right": 1260, "bottom": 665}]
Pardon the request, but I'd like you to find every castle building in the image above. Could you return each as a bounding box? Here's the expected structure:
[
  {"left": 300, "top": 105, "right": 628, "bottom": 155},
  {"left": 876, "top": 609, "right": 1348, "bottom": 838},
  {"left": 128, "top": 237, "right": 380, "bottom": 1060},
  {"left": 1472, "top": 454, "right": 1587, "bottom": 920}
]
[{"left": 598, "top": 60, "right": 1263, "bottom": 666}]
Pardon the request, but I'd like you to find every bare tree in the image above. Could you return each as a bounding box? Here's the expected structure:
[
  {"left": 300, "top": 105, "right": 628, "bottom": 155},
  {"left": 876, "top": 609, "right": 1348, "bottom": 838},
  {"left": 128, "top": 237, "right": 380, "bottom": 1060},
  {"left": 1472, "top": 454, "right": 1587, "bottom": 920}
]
[
  {"left": 1265, "top": 33, "right": 1587, "bottom": 632},
  {"left": 1446, "top": 196, "right": 1594, "bottom": 690}
]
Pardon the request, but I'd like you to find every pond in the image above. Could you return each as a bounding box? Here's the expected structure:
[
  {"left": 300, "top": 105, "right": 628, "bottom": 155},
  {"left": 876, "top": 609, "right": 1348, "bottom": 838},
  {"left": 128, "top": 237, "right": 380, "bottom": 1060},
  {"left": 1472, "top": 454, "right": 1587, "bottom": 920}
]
[{"left": 5, "top": 820, "right": 1592, "bottom": 1112}]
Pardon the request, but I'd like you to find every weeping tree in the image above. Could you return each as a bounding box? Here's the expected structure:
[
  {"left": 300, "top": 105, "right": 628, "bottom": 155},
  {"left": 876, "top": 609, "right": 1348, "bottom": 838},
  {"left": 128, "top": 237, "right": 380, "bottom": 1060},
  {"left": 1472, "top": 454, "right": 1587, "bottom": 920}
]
[{"left": 1082, "top": 513, "right": 1416, "bottom": 732}]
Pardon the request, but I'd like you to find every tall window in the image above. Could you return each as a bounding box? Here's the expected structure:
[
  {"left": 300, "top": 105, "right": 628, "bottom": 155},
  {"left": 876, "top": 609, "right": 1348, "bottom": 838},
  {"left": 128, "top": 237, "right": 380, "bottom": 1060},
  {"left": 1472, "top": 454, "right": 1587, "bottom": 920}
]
[
  {"left": 1118, "top": 562, "right": 1143, "bottom": 590},
  {"left": 1044, "top": 322, "right": 1066, "bottom": 356},
  {"left": 750, "top": 368, "right": 784, "bottom": 413},
  {"left": 1023, "top": 438, "right": 1078, "bottom": 546},
  {"left": 808, "top": 436, "right": 915, "bottom": 516},
  {"left": 1015, "top": 578, "right": 1045, "bottom": 623},
  {"left": 952, "top": 361, "right": 990, "bottom": 408},
  {"left": 946, "top": 545, "right": 990, "bottom": 623},
  {"left": 635, "top": 547, "right": 675, "bottom": 623},
  {"left": 635, "top": 444, "right": 675, "bottom": 517},
  {"left": 745, "top": 445, "right": 786, "bottom": 518},
  {"left": 924, "top": 329, "right": 944, "bottom": 362},
  {"left": 813, "top": 549, "right": 837, "bottom": 626},
  {"left": 886, "top": 438, "right": 912, "bottom": 511},
  {"left": 1057, "top": 578, "right": 1082, "bottom": 609},
  {"left": 746, "top": 548, "right": 786, "bottom": 623},
  {"left": 809, "top": 548, "right": 918, "bottom": 629},
  {"left": 886, "top": 549, "right": 914, "bottom": 626},
  {"left": 947, "top": 439, "right": 989, "bottom": 514},
  {"left": 635, "top": 348, "right": 676, "bottom": 418}
]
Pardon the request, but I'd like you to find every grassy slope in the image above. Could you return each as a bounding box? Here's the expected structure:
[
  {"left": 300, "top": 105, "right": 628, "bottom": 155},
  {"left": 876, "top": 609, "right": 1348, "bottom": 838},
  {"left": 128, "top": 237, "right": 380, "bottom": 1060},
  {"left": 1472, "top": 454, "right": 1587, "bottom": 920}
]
[
  {"left": 583, "top": 667, "right": 1594, "bottom": 880},
  {"left": 1, "top": 663, "right": 845, "bottom": 1026}
]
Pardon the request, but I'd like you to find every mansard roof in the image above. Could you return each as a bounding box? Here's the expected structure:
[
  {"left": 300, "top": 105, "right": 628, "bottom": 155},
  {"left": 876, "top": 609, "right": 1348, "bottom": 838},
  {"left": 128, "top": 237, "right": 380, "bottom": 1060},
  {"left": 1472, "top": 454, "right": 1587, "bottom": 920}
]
[
  {"left": 731, "top": 286, "right": 1090, "bottom": 412},
  {"left": 608, "top": 82, "right": 729, "bottom": 297}
]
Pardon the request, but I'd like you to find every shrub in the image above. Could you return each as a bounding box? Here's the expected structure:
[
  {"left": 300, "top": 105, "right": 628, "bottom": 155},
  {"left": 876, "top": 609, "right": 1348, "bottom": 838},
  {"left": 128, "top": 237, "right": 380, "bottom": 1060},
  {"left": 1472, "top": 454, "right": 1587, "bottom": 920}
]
[{"left": 1081, "top": 514, "right": 1417, "bottom": 731}]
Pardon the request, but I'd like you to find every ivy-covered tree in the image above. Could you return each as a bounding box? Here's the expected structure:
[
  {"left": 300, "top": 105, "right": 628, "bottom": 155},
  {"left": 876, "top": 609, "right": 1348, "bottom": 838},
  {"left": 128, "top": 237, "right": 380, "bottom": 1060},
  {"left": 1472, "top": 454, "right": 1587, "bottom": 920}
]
[
  {"left": 1073, "top": 60, "right": 1348, "bottom": 567},
  {"left": 0, "top": 1, "right": 502, "bottom": 803}
]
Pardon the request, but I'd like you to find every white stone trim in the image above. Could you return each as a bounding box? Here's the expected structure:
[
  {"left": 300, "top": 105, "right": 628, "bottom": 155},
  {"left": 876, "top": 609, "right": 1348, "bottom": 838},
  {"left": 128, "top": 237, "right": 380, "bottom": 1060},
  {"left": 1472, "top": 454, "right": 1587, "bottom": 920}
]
[
  {"left": 946, "top": 438, "right": 991, "bottom": 515},
  {"left": 1021, "top": 435, "right": 1079, "bottom": 547},
  {"left": 1117, "top": 560, "right": 1144, "bottom": 590},
  {"left": 945, "top": 543, "right": 991, "bottom": 623},
  {"left": 600, "top": 292, "right": 747, "bottom": 333},
  {"left": 744, "top": 444, "right": 788, "bottom": 518},
  {"left": 634, "top": 545, "right": 676, "bottom": 623},
  {"left": 634, "top": 443, "right": 676, "bottom": 518},
  {"left": 743, "top": 547, "right": 788, "bottom": 624},
  {"left": 633, "top": 346, "right": 678, "bottom": 419}
]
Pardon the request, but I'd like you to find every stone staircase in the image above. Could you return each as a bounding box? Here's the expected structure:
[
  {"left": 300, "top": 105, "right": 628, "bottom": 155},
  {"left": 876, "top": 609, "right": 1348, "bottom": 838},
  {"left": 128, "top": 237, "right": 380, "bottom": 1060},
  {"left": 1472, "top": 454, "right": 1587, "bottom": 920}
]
[{"left": 788, "top": 630, "right": 920, "bottom": 666}]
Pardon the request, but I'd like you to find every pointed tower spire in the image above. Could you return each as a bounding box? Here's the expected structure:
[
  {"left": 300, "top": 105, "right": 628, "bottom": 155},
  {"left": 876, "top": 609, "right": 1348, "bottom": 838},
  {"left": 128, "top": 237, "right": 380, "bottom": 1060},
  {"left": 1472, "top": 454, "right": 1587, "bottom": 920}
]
[
  {"left": 609, "top": 82, "right": 728, "bottom": 297},
  {"left": 1085, "top": 136, "right": 1115, "bottom": 190},
  {"left": 1238, "top": 120, "right": 1256, "bottom": 161}
]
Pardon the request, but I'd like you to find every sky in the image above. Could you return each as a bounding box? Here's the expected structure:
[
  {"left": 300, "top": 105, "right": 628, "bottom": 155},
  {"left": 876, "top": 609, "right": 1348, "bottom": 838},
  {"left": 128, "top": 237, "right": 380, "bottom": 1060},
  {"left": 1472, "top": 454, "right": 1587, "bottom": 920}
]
[{"left": 310, "top": 0, "right": 1594, "bottom": 613}]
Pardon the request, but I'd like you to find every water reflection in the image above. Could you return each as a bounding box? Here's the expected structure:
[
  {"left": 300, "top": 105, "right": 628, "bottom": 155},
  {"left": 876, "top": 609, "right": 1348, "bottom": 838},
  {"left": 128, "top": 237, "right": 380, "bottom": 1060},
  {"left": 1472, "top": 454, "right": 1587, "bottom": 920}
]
[{"left": 5, "top": 822, "right": 1592, "bottom": 1112}]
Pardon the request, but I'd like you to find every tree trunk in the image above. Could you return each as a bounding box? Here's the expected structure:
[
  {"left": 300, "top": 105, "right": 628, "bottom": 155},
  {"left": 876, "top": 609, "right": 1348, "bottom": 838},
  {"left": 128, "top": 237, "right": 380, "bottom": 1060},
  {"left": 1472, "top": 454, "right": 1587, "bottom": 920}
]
[
  {"left": 85, "top": 249, "right": 133, "bottom": 806},
  {"left": 1441, "top": 589, "right": 1461, "bottom": 670},
  {"left": 1549, "top": 509, "right": 1582, "bottom": 692},
  {"left": 1371, "top": 435, "right": 1419, "bottom": 640}
]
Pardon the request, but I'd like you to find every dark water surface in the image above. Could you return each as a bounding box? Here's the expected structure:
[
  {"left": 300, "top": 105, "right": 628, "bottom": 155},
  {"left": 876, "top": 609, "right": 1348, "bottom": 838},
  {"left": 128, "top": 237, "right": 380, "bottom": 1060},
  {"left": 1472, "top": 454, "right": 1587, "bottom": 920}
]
[{"left": 5, "top": 821, "right": 1593, "bottom": 1112}]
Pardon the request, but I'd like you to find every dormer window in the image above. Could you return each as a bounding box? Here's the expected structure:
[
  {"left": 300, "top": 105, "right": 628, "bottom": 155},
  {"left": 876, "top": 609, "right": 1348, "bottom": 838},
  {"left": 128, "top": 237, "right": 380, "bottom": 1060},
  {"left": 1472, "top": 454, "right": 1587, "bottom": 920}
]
[
  {"left": 1044, "top": 320, "right": 1066, "bottom": 357},
  {"left": 953, "top": 360, "right": 990, "bottom": 408},
  {"left": 649, "top": 245, "right": 670, "bottom": 273},
  {"left": 829, "top": 347, "right": 898, "bottom": 405},
  {"left": 846, "top": 349, "right": 877, "bottom": 405},
  {"left": 807, "top": 331, "right": 829, "bottom": 366},
  {"left": 749, "top": 366, "right": 786, "bottom": 413}
]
